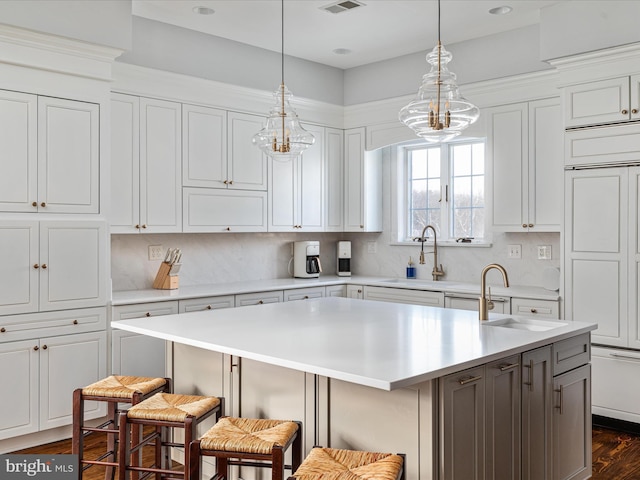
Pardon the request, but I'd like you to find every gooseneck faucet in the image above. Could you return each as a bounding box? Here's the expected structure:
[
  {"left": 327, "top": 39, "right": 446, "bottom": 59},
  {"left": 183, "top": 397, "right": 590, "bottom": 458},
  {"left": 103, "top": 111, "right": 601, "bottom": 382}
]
[
  {"left": 414, "top": 225, "right": 445, "bottom": 281},
  {"left": 479, "top": 263, "right": 509, "bottom": 321}
]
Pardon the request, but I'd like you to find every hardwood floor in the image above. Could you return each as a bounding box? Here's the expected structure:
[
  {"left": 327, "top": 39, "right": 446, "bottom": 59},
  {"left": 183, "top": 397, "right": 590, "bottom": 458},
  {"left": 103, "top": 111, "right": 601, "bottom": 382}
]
[{"left": 13, "top": 426, "right": 640, "bottom": 479}]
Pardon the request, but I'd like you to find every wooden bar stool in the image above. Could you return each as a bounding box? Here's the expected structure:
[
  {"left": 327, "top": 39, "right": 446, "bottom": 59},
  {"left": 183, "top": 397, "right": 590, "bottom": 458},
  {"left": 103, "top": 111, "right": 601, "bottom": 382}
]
[
  {"left": 288, "top": 447, "right": 405, "bottom": 480},
  {"left": 188, "top": 417, "right": 302, "bottom": 480},
  {"left": 72, "top": 375, "right": 171, "bottom": 480},
  {"left": 118, "top": 392, "right": 224, "bottom": 480}
]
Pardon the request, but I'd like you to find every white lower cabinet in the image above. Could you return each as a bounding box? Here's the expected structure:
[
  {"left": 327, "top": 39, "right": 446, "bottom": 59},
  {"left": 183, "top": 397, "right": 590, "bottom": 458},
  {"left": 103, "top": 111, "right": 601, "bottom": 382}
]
[
  {"left": 445, "top": 294, "right": 509, "bottom": 314},
  {"left": 178, "top": 295, "right": 235, "bottom": 313},
  {"left": 234, "top": 290, "right": 283, "bottom": 307},
  {"left": 363, "top": 286, "right": 444, "bottom": 307},
  {"left": 325, "top": 285, "right": 346, "bottom": 297},
  {"left": 511, "top": 298, "right": 560, "bottom": 319},
  {"left": 0, "top": 330, "right": 106, "bottom": 440},
  {"left": 111, "top": 301, "right": 178, "bottom": 378},
  {"left": 346, "top": 284, "right": 363, "bottom": 299},
  {"left": 592, "top": 346, "right": 640, "bottom": 423},
  {"left": 284, "top": 287, "right": 325, "bottom": 302}
]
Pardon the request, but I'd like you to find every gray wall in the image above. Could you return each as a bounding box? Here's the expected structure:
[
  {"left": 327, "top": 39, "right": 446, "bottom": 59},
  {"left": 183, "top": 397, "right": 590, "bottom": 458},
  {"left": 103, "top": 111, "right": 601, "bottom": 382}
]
[{"left": 118, "top": 16, "right": 345, "bottom": 106}]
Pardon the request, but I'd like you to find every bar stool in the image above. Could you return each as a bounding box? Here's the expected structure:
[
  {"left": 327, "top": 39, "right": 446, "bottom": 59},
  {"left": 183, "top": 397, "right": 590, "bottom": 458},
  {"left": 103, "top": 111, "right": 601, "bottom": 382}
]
[
  {"left": 72, "top": 375, "right": 171, "bottom": 480},
  {"left": 188, "top": 417, "right": 303, "bottom": 480},
  {"left": 118, "top": 392, "right": 224, "bottom": 480},
  {"left": 288, "top": 447, "right": 405, "bottom": 480}
]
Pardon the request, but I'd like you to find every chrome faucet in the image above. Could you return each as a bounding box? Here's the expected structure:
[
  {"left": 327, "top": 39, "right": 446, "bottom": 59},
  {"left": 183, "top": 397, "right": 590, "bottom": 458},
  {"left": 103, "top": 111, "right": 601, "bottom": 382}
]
[
  {"left": 479, "top": 263, "right": 509, "bottom": 321},
  {"left": 413, "top": 225, "right": 445, "bottom": 281}
]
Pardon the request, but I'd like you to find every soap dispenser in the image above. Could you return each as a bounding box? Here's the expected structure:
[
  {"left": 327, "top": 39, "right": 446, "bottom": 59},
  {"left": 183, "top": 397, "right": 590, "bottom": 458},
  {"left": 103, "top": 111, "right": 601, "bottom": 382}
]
[{"left": 406, "top": 257, "right": 416, "bottom": 279}]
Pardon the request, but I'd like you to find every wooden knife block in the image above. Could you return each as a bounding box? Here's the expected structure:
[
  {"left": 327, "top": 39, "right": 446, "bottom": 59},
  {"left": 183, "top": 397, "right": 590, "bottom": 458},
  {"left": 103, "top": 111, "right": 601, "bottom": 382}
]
[{"left": 153, "top": 262, "right": 179, "bottom": 290}]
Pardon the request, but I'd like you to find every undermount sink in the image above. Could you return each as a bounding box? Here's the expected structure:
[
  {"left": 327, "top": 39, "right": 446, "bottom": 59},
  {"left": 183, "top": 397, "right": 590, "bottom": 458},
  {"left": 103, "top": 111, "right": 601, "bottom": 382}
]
[{"left": 483, "top": 317, "right": 568, "bottom": 332}]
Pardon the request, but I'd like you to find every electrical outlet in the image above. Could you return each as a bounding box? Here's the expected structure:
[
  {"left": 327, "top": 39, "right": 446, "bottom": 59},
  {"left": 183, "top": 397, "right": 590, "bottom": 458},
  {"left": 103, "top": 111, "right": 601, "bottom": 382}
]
[
  {"left": 507, "top": 244, "right": 521, "bottom": 259},
  {"left": 148, "top": 245, "right": 164, "bottom": 261},
  {"left": 537, "top": 245, "right": 552, "bottom": 260},
  {"left": 367, "top": 241, "right": 377, "bottom": 254}
]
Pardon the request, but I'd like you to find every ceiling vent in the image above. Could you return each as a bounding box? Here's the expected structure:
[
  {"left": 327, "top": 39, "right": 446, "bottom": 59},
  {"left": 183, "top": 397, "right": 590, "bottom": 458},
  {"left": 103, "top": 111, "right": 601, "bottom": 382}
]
[{"left": 321, "top": 0, "right": 365, "bottom": 14}]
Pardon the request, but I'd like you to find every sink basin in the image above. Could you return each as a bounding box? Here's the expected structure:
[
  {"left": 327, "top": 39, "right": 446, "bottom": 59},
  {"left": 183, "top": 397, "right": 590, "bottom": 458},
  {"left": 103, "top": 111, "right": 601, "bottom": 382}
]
[{"left": 483, "top": 317, "right": 568, "bottom": 332}]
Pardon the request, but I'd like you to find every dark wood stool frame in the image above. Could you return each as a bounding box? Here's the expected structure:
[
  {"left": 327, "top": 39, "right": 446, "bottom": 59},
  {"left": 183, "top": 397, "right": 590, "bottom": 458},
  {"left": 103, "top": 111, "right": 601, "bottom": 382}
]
[
  {"left": 117, "top": 397, "right": 224, "bottom": 480},
  {"left": 188, "top": 419, "right": 303, "bottom": 480},
  {"left": 72, "top": 377, "right": 172, "bottom": 480}
]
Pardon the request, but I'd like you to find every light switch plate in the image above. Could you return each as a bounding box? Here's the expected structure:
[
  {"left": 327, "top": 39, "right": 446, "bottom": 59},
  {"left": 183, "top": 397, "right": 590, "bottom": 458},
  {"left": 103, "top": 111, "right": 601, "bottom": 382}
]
[
  {"left": 508, "top": 244, "right": 521, "bottom": 259},
  {"left": 148, "top": 245, "right": 164, "bottom": 261},
  {"left": 367, "top": 241, "right": 377, "bottom": 254}
]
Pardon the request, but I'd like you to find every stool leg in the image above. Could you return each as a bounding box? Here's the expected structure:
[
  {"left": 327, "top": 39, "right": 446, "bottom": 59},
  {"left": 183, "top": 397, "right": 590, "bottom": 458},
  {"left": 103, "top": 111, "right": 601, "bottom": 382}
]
[
  {"left": 187, "top": 440, "right": 200, "bottom": 480},
  {"left": 117, "top": 412, "right": 130, "bottom": 480},
  {"left": 104, "top": 401, "right": 118, "bottom": 480},
  {"left": 291, "top": 422, "right": 303, "bottom": 473},
  {"left": 71, "top": 389, "right": 83, "bottom": 480},
  {"left": 216, "top": 456, "right": 228, "bottom": 480},
  {"left": 183, "top": 417, "right": 195, "bottom": 480},
  {"left": 272, "top": 445, "right": 284, "bottom": 480}
]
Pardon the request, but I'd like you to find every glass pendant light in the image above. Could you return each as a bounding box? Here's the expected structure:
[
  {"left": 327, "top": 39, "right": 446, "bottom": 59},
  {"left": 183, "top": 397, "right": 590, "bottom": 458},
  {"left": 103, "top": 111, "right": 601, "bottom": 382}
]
[
  {"left": 399, "top": 0, "right": 479, "bottom": 143},
  {"left": 253, "top": 0, "right": 314, "bottom": 159}
]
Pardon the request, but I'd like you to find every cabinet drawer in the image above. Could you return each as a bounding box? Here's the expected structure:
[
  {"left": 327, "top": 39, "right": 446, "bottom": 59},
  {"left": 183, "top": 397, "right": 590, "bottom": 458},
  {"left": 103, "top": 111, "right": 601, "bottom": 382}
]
[
  {"left": 592, "top": 346, "right": 640, "bottom": 422},
  {"left": 552, "top": 333, "right": 590, "bottom": 376},
  {"left": 284, "top": 287, "right": 325, "bottom": 302},
  {"left": 565, "top": 123, "right": 640, "bottom": 167},
  {"left": 511, "top": 298, "right": 559, "bottom": 319},
  {"left": 363, "top": 286, "right": 444, "bottom": 307},
  {"left": 0, "top": 307, "right": 106, "bottom": 343},
  {"left": 179, "top": 296, "right": 235, "bottom": 313},
  {"left": 112, "top": 301, "right": 179, "bottom": 320},
  {"left": 235, "top": 291, "right": 283, "bottom": 307}
]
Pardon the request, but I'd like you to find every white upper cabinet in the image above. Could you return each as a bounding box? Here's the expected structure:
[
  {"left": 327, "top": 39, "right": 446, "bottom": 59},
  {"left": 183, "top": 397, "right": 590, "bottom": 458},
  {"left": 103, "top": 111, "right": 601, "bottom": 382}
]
[
  {"left": 182, "top": 104, "right": 227, "bottom": 189},
  {"left": 227, "top": 111, "right": 267, "bottom": 191},
  {"left": 268, "top": 123, "right": 324, "bottom": 232},
  {"left": 487, "top": 99, "right": 562, "bottom": 232},
  {"left": 324, "top": 128, "right": 344, "bottom": 232},
  {"left": 343, "top": 128, "right": 382, "bottom": 232},
  {"left": 111, "top": 94, "right": 182, "bottom": 233},
  {"left": 564, "top": 76, "right": 640, "bottom": 128},
  {"left": 0, "top": 91, "right": 99, "bottom": 214}
]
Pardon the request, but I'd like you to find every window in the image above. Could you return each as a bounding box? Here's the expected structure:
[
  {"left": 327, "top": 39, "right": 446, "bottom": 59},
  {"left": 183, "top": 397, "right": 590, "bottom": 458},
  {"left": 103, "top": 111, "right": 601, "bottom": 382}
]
[{"left": 404, "top": 140, "right": 485, "bottom": 242}]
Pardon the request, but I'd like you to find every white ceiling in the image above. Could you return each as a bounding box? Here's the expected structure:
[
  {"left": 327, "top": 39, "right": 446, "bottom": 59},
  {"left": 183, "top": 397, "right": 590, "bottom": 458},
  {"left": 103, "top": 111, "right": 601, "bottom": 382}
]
[{"left": 132, "top": 0, "right": 560, "bottom": 69}]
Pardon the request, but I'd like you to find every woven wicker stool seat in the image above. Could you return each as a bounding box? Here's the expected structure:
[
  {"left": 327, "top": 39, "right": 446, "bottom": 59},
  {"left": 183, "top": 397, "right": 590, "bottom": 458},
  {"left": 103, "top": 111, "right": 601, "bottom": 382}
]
[
  {"left": 189, "top": 417, "right": 303, "bottom": 480},
  {"left": 289, "top": 447, "right": 405, "bottom": 480},
  {"left": 72, "top": 376, "right": 171, "bottom": 480},
  {"left": 118, "top": 392, "right": 224, "bottom": 480}
]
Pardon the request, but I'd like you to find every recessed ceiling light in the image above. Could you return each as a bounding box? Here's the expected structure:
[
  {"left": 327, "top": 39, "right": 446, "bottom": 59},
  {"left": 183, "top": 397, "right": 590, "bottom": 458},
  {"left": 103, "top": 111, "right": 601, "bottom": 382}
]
[
  {"left": 333, "top": 48, "right": 352, "bottom": 55},
  {"left": 192, "top": 6, "right": 215, "bottom": 15},
  {"left": 489, "top": 5, "right": 513, "bottom": 15}
]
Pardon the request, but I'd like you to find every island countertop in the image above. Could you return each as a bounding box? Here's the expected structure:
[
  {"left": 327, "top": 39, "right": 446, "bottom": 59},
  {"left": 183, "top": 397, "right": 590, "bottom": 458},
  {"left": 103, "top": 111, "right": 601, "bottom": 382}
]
[{"left": 111, "top": 297, "right": 595, "bottom": 391}]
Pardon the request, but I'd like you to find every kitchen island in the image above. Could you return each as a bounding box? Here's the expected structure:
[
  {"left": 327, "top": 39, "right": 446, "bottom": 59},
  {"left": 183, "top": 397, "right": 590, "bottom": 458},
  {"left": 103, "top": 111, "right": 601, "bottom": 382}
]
[{"left": 111, "top": 297, "right": 596, "bottom": 480}]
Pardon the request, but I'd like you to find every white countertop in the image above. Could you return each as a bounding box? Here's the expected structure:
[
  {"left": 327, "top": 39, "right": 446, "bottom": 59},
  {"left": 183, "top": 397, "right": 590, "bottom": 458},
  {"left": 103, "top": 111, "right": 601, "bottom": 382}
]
[
  {"left": 111, "top": 297, "right": 592, "bottom": 391},
  {"left": 111, "top": 275, "right": 559, "bottom": 305}
]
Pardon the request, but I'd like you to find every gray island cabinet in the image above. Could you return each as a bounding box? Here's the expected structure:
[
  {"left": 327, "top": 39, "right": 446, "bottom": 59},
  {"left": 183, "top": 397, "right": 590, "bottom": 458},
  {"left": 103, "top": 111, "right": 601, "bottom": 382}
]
[{"left": 111, "top": 297, "right": 595, "bottom": 480}]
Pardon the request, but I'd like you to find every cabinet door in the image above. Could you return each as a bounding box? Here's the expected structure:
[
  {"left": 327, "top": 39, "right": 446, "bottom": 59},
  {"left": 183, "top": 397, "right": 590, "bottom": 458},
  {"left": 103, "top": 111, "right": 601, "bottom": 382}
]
[
  {"left": 111, "top": 302, "right": 178, "bottom": 378},
  {"left": 440, "top": 366, "right": 485, "bottom": 480},
  {"left": 0, "top": 90, "right": 37, "bottom": 213},
  {"left": 564, "top": 168, "right": 628, "bottom": 346},
  {"left": 140, "top": 97, "right": 182, "bottom": 232},
  {"left": 552, "top": 364, "right": 591, "bottom": 480},
  {"left": 485, "top": 356, "right": 521, "bottom": 480},
  {"left": 629, "top": 167, "right": 640, "bottom": 349},
  {"left": 182, "top": 104, "right": 227, "bottom": 188},
  {"left": 487, "top": 103, "right": 528, "bottom": 232},
  {"left": 38, "top": 97, "right": 99, "bottom": 214},
  {"left": 0, "top": 339, "right": 38, "bottom": 440},
  {"left": 268, "top": 156, "right": 297, "bottom": 231},
  {"left": 529, "top": 98, "right": 562, "bottom": 231},
  {"left": 298, "top": 124, "right": 324, "bottom": 231},
  {"left": 325, "top": 128, "right": 344, "bottom": 231},
  {"left": 521, "top": 346, "right": 553, "bottom": 480},
  {"left": 110, "top": 93, "right": 140, "bottom": 233},
  {"left": 344, "top": 128, "right": 366, "bottom": 232},
  {"left": 0, "top": 220, "right": 39, "bottom": 315},
  {"left": 632, "top": 74, "right": 640, "bottom": 122},
  {"left": 346, "top": 285, "right": 363, "bottom": 299},
  {"left": 227, "top": 111, "right": 267, "bottom": 190},
  {"left": 39, "top": 331, "right": 107, "bottom": 430},
  {"left": 39, "top": 220, "right": 108, "bottom": 312},
  {"left": 564, "top": 77, "right": 630, "bottom": 127}
]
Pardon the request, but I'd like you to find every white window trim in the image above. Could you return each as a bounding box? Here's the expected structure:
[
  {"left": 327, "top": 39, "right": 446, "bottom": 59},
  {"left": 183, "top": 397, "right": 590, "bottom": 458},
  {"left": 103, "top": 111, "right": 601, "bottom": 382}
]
[{"left": 389, "top": 139, "right": 492, "bottom": 248}]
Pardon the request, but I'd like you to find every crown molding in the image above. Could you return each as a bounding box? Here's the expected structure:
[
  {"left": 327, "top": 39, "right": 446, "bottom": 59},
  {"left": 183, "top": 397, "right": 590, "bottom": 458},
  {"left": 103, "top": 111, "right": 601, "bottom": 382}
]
[
  {"left": 548, "top": 42, "right": 640, "bottom": 87},
  {"left": 0, "top": 23, "right": 123, "bottom": 81},
  {"left": 112, "top": 62, "right": 344, "bottom": 128}
]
